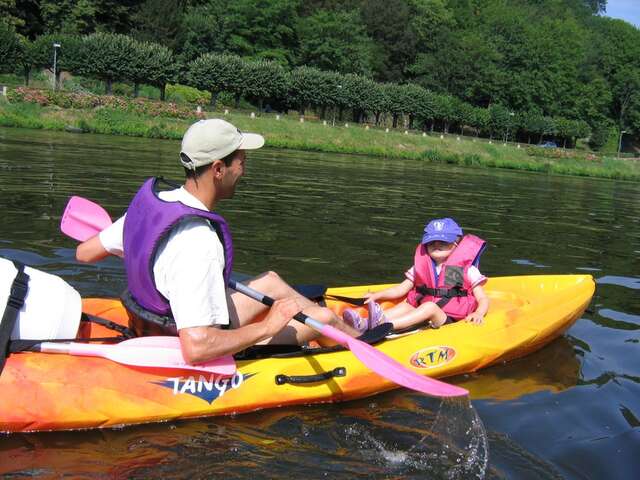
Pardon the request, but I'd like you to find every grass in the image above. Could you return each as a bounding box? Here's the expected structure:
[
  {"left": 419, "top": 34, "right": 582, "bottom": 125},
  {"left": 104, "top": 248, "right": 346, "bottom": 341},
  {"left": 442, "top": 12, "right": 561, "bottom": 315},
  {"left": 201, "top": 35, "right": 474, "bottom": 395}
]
[{"left": 0, "top": 97, "right": 639, "bottom": 181}]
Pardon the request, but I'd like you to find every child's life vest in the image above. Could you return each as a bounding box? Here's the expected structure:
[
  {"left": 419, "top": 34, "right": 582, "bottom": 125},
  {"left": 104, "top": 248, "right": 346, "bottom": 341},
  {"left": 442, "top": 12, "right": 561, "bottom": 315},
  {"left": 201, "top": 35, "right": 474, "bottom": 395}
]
[{"left": 406, "top": 235, "right": 486, "bottom": 319}]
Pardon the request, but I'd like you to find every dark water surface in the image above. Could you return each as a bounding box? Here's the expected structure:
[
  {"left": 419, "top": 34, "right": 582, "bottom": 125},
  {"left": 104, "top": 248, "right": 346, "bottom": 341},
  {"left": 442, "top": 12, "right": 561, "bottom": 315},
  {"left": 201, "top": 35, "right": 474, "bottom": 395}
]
[{"left": 1, "top": 127, "right": 639, "bottom": 479}]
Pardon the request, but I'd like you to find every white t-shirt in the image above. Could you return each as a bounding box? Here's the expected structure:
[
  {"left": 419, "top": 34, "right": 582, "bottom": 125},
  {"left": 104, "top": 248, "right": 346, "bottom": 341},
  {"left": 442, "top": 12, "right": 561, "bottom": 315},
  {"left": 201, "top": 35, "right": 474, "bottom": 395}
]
[
  {"left": 99, "top": 187, "right": 229, "bottom": 330},
  {"left": 405, "top": 265, "right": 486, "bottom": 288}
]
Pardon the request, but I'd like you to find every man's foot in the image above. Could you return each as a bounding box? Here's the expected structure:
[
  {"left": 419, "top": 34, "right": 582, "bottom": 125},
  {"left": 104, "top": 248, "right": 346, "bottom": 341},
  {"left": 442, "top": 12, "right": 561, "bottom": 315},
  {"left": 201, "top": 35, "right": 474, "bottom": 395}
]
[
  {"left": 367, "top": 301, "right": 388, "bottom": 329},
  {"left": 343, "top": 308, "right": 368, "bottom": 333}
]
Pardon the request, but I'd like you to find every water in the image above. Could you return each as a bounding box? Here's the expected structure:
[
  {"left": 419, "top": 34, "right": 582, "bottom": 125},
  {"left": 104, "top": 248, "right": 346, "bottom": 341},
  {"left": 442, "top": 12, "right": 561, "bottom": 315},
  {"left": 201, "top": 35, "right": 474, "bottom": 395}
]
[{"left": 1, "top": 127, "right": 639, "bottom": 479}]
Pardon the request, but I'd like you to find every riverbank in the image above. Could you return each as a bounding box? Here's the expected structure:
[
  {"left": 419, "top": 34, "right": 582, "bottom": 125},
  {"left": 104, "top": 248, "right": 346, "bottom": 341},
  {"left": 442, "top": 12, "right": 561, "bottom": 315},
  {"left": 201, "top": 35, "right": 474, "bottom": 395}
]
[{"left": 1, "top": 97, "right": 638, "bottom": 181}]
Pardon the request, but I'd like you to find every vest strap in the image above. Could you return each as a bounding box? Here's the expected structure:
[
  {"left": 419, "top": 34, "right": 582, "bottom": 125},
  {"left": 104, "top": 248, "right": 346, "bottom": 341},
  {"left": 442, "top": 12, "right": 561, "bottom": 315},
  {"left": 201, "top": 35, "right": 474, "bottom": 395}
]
[
  {"left": 415, "top": 284, "right": 468, "bottom": 309},
  {"left": 0, "top": 262, "right": 30, "bottom": 374}
]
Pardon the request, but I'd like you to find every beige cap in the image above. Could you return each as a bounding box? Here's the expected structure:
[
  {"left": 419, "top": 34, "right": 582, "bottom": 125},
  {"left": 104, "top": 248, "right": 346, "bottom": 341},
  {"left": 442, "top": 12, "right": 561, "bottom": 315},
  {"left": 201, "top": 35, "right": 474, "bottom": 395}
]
[{"left": 180, "top": 119, "right": 265, "bottom": 169}]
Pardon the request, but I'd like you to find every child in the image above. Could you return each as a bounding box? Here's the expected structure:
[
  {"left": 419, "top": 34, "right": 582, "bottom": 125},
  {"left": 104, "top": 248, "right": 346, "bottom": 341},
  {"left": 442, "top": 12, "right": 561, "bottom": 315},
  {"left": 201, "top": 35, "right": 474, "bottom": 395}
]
[{"left": 343, "top": 218, "right": 489, "bottom": 332}]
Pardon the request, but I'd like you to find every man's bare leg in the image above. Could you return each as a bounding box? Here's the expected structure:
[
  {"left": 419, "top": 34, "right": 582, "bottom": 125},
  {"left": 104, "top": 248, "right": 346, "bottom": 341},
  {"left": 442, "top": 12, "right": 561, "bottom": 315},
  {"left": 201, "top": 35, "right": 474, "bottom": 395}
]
[{"left": 227, "top": 271, "right": 359, "bottom": 344}]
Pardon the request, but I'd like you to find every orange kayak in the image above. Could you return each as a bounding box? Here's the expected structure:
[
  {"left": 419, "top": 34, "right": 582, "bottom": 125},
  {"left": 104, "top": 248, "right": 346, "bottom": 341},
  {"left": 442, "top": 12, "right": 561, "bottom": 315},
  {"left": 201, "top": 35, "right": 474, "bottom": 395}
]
[{"left": 0, "top": 274, "right": 594, "bottom": 433}]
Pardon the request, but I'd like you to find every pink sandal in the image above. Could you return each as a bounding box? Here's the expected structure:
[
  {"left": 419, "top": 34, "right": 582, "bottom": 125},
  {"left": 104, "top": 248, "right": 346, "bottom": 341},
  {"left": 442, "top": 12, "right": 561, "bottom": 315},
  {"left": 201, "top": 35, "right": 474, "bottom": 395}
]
[
  {"left": 367, "top": 301, "right": 387, "bottom": 329},
  {"left": 343, "top": 308, "right": 369, "bottom": 333}
]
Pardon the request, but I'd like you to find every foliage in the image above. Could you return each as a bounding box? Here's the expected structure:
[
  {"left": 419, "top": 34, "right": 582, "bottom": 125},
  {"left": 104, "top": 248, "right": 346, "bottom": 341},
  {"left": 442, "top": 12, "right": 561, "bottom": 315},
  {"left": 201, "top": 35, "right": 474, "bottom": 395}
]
[
  {"left": 296, "top": 9, "right": 375, "bottom": 75},
  {"left": 2, "top": 0, "right": 638, "bottom": 151},
  {"left": 7, "top": 86, "right": 203, "bottom": 120},
  {"left": 186, "top": 53, "right": 246, "bottom": 106},
  {"left": 242, "top": 60, "right": 289, "bottom": 107},
  {"left": 0, "top": 22, "right": 22, "bottom": 74},
  {"left": 76, "top": 33, "right": 137, "bottom": 93}
]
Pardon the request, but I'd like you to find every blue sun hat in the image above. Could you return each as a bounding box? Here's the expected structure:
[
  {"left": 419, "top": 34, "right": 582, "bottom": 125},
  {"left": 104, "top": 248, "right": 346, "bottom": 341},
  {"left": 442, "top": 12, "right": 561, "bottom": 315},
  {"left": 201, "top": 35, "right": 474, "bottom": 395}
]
[{"left": 421, "top": 218, "right": 463, "bottom": 244}]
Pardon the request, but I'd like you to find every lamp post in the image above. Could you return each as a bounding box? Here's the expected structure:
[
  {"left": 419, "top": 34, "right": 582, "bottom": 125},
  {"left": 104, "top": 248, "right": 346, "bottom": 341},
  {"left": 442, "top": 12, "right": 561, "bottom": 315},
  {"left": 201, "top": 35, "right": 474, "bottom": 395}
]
[
  {"left": 618, "top": 130, "right": 627, "bottom": 158},
  {"left": 52, "top": 43, "right": 61, "bottom": 91}
]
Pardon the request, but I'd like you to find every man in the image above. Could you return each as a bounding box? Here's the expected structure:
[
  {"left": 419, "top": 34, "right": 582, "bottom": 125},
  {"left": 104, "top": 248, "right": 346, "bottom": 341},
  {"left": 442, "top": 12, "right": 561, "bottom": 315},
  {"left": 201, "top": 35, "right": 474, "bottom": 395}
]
[{"left": 77, "top": 119, "right": 359, "bottom": 364}]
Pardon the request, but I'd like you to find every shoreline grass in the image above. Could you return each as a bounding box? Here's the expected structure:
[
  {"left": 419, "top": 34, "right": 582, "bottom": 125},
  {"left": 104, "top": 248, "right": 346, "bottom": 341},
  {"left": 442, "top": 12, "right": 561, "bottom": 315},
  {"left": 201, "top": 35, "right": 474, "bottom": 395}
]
[{"left": 1, "top": 99, "right": 638, "bottom": 181}]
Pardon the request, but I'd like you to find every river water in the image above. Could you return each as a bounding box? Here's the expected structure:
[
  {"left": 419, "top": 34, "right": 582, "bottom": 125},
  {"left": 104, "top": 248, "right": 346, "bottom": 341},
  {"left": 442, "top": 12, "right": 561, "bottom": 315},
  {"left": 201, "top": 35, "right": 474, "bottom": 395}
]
[{"left": 0, "top": 127, "right": 638, "bottom": 479}]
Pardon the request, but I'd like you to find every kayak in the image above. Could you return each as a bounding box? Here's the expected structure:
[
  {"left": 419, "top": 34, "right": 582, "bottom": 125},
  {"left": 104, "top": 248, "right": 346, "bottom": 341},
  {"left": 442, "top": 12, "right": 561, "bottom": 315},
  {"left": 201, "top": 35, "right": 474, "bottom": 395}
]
[{"left": 0, "top": 274, "right": 594, "bottom": 433}]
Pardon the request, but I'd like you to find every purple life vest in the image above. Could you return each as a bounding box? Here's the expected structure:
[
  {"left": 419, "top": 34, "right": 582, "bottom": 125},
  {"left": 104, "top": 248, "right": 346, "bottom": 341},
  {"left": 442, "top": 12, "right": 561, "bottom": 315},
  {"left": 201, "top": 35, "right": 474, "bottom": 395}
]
[
  {"left": 123, "top": 177, "right": 233, "bottom": 316},
  {"left": 406, "top": 235, "right": 486, "bottom": 319}
]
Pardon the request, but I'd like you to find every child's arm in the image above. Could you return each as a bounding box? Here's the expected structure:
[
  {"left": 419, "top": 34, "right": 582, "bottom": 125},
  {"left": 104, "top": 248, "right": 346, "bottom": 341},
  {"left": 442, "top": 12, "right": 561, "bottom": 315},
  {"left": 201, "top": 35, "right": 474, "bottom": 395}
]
[
  {"left": 465, "top": 285, "right": 489, "bottom": 325},
  {"left": 364, "top": 279, "right": 414, "bottom": 303}
]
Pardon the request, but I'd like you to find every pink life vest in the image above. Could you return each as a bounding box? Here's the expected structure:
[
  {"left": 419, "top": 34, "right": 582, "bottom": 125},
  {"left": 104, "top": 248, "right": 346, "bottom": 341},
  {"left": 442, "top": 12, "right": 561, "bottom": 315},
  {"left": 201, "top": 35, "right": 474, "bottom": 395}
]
[{"left": 406, "top": 235, "right": 486, "bottom": 319}]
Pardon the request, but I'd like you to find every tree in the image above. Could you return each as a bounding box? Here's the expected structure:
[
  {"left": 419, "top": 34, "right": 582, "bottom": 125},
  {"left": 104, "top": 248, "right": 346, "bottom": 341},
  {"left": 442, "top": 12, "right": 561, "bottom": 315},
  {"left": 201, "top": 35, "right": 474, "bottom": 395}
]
[
  {"left": 243, "top": 60, "right": 289, "bottom": 112},
  {"left": 223, "top": 0, "right": 301, "bottom": 65},
  {"left": 296, "top": 9, "right": 375, "bottom": 75},
  {"left": 0, "top": 22, "right": 23, "bottom": 74},
  {"left": 0, "top": 0, "right": 24, "bottom": 30},
  {"left": 177, "top": 0, "right": 301, "bottom": 65},
  {"left": 131, "top": 0, "right": 184, "bottom": 51},
  {"left": 24, "top": 34, "right": 84, "bottom": 87},
  {"left": 186, "top": 53, "right": 245, "bottom": 108},
  {"left": 79, "top": 33, "right": 138, "bottom": 94},
  {"left": 288, "top": 65, "right": 334, "bottom": 115},
  {"left": 130, "top": 40, "right": 177, "bottom": 100},
  {"left": 36, "top": 0, "right": 141, "bottom": 35},
  {"left": 360, "top": 0, "right": 417, "bottom": 82}
]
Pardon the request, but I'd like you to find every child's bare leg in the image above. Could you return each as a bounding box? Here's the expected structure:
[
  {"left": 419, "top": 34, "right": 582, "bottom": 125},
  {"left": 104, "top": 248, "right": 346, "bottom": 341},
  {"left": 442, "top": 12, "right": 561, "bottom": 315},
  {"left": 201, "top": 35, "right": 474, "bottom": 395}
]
[{"left": 386, "top": 301, "right": 447, "bottom": 330}]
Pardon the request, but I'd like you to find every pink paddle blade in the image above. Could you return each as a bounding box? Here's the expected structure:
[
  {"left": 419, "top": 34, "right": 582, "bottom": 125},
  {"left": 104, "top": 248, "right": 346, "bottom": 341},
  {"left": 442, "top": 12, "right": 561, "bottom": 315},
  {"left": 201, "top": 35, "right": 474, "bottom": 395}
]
[
  {"left": 37, "top": 339, "right": 236, "bottom": 376},
  {"left": 119, "top": 336, "right": 237, "bottom": 375},
  {"left": 60, "top": 196, "right": 113, "bottom": 241},
  {"left": 320, "top": 324, "right": 468, "bottom": 398},
  {"left": 230, "top": 280, "right": 467, "bottom": 398}
]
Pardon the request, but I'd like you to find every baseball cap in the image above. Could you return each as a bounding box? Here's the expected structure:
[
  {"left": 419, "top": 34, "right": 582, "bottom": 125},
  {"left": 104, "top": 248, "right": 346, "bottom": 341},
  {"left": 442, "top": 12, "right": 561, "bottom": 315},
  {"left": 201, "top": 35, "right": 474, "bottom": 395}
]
[
  {"left": 421, "top": 218, "right": 463, "bottom": 244},
  {"left": 180, "top": 119, "right": 265, "bottom": 170}
]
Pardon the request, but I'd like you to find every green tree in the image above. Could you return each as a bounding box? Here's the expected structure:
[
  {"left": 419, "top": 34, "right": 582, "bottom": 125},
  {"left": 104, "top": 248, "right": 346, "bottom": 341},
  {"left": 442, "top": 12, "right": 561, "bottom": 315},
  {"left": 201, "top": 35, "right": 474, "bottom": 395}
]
[
  {"left": 36, "top": 0, "right": 140, "bottom": 35},
  {"left": 24, "top": 34, "right": 84, "bottom": 87},
  {"left": 177, "top": 0, "right": 300, "bottom": 65},
  {"left": 288, "top": 66, "right": 336, "bottom": 116},
  {"left": 0, "top": 22, "right": 23, "bottom": 74},
  {"left": 186, "top": 53, "right": 245, "bottom": 108},
  {"left": 0, "top": 0, "right": 24, "bottom": 29},
  {"left": 296, "top": 9, "right": 375, "bottom": 75},
  {"left": 131, "top": 0, "right": 184, "bottom": 51},
  {"left": 243, "top": 60, "right": 289, "bottom": 112},
  {"left": 130, "top": 40, "right": 177, "bottom": 100},
  {"left": 79, "top": 32, "right": 137, "bottom": 94}
]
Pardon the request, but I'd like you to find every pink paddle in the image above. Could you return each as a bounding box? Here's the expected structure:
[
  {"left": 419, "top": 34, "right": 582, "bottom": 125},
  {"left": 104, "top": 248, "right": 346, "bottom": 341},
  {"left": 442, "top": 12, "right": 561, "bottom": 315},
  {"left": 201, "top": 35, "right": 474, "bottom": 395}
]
[
  {"left": 35, "top": 336, "right": 236, "bottom": 376},
  {"left": 230, "top": 281, "right": 468, "bottom": 398},
  {"left": 61, "top": 196, "right": 113, "bottom": 241}
]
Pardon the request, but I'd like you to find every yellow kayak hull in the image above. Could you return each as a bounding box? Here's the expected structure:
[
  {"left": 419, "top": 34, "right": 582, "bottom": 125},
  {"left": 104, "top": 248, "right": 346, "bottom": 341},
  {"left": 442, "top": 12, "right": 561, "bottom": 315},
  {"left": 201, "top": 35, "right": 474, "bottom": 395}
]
[{"left": 0, "top": 274, "right": 594, "bottom": 432}]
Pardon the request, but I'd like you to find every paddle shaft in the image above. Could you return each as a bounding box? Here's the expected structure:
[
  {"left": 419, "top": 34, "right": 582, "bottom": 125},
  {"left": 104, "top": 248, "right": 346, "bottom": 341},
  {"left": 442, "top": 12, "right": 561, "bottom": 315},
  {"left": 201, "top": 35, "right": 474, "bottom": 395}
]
[
  {"left": 229, "top": 280, "right": 468, "bottom": 397},
  {"left": 229, "top": 280, "right": 324, "bottom": 330}
]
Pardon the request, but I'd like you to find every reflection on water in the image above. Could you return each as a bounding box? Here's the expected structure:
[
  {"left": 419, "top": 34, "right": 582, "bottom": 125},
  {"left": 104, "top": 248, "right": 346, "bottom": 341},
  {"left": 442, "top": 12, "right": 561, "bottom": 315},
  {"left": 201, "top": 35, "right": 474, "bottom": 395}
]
[
  {"left": 1, "top": 127, "right": 640, "bottom": 478},
  {"left": 2, "top": 395, "right": 487, "bottom": 479},
  {"left": 457, "top": 337, "right": 580, "bottom": 401}
]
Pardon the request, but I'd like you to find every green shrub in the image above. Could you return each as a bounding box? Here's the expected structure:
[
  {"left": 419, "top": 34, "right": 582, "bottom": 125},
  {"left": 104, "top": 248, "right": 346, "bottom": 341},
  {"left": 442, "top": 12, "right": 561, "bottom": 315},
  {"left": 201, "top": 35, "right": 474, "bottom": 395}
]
[{"left": 166, "top": 84, "right": 210, "bottom": 105}]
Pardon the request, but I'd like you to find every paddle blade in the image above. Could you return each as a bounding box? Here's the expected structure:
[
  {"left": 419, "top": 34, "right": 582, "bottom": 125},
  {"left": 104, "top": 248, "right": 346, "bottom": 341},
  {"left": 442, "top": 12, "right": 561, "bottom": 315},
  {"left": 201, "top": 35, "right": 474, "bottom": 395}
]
[
  {"left": 117, "top": 336, "right": 237, "bottom": 376},
  {"left": 38, "top": 339, "right": 236, "bottom": 376},
  {"left": 61, "top": 196, "right": 113, "bottom": 241},
  {"left": 320, "top": 324, "right": 468, "bottom": 398}
]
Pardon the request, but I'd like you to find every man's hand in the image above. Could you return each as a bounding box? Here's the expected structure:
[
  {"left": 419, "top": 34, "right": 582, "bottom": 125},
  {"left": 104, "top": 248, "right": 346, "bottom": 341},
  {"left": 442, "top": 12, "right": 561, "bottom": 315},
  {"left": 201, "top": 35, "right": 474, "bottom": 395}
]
[{"left": 263, "top": 297, "right": 303, "bottom": 338}]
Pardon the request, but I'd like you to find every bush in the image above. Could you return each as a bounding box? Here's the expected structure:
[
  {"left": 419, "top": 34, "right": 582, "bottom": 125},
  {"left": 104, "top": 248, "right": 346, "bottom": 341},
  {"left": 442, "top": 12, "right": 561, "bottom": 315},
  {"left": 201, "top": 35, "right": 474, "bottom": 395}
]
[
  {"left": 166, "top": 84, "right": 210, "bottom": 105},
  {"left": 7, "top": 86, "right": 206, "bottom": 119}
]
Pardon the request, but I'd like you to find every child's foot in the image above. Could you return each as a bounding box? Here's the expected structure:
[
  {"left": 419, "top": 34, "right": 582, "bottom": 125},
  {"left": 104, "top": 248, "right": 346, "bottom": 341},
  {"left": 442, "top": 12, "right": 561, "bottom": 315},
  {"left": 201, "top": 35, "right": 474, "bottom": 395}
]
[
  {"left": 367, "top": 301, "right": 388, "bottom": 329},
  {"left": 343, "top": 308, "right": 368, "bottom": 333}
]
